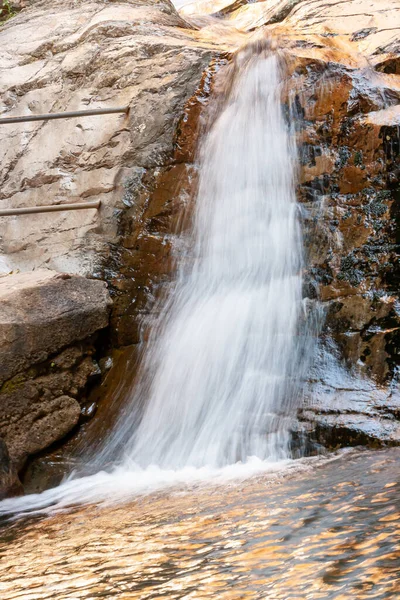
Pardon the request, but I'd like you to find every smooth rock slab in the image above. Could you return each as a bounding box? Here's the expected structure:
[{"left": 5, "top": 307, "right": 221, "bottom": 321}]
[
  {"left": 0, "top": 0, "right": 215, "bottom": 277},
  {"left": 0, "top": 270, "right": 112, "bottom": 386}
]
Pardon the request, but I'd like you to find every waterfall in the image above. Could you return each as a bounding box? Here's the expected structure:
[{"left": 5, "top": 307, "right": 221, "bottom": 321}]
[
  {"left": 0, "top": 39, "right": 312, "bottom": 516},
  {"left": 100, "top": 39, "right": 306, "bottom": 470}
]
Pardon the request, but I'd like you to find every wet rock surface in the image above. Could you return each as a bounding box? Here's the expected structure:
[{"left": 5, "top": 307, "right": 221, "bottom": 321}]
[
  {"left": 109, "top": 61, "right": 224, "bottom": 346},
  {"left": 299, "top": 364, "right": 400, "bottom": 450},
  {"left": 291, "top": 61, "right": 400, "bottom": 384},
  {"left": 0, "top": 437, "right": 21, "bottom": 499},
  {"left": 265, "top": 1, "right": 400, "bottom": 447}
]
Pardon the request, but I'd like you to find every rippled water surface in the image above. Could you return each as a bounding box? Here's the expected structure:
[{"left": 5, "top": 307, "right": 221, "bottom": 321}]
[{"left": 1, "top": 449, "right": 399, "bottom": 599}]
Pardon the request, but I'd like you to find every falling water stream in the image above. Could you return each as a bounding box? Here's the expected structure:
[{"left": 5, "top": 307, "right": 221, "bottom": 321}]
[
  {"left": 98, "top": 40, "right": 305, "bottom": 471},
  {"left": 0, "top": 34, "right": 310, "bottom": 516}
]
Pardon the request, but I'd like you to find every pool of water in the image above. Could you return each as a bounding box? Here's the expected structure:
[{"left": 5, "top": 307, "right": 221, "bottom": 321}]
[{"left": 1, "top": 448, "right": 399, "bottom": 599}]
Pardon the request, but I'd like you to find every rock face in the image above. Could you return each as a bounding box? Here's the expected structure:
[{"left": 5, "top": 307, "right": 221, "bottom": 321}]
[
  {"left": 0, "top": 437, "right": 20, "bottom": 498},
  {"left": 0, "top": 0, "right": 220, "bottom": 491},
  {"left": 0, "top": 0, "right": 220, "bottom": 352},
  {"left": 271, "top": 1, "right": 400, "bottom": 447},
  {"left": 1, "top": 0, "right": 399, "bottom": 492},
  {"left": 0, "top": 270, "right": 112, "bottom": 495},
  {"left": 0, "top": 0, "right": 215, "bottom": 278},
  {"left": 108, "top": 62, "right": 222, "bottom": 346},
  {"left": 0, "top": 270, "right": 111, "bottom": 384}
]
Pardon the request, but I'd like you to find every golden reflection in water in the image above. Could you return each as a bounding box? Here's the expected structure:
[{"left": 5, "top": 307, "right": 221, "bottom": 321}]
[{"left": 0, "top": 450, "right": 399, "bottom": 599}]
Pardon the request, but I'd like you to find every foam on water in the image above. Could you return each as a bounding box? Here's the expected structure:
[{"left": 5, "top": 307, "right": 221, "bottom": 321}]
[{"left": 0, "top": 453, "right": 354, "bottom": 519}]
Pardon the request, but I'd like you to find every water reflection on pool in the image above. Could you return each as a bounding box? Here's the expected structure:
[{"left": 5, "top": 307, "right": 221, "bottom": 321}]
[{"left": 1, "top": 449, "right": 399, "bottom": 599}]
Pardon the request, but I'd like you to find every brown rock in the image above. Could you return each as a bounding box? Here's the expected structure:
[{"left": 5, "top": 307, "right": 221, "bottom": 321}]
[
  {"left": 2, "top": 393, "right": 81, "bottom": 470},
  {"left": 0, "top": 338, "right": 102, "bottom": 483},
  {"left": 24, "top": 395, "right": 81, "bottom": 456},
  {"left": 109, "top": 62, "right": 218, "bottom": 347},
  {"left": 0, "top": 269, "right": 110, "bottom": 494},
  {"left": 0, "top": 437, "right": 21, "bottom": 499}
]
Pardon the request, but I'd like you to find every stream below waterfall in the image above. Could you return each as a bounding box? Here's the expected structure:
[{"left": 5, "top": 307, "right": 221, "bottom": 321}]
[{"left": 1, "top": 449, "right": 399, "bottom": 599}]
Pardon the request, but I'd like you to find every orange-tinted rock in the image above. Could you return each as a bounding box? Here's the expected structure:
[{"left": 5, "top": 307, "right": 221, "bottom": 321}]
[
  {"left": 282, "top": 47, "right": 400, "bottom": 384},
  {"left": 109, "top": 60, "right": 219, "bottom": 348}
]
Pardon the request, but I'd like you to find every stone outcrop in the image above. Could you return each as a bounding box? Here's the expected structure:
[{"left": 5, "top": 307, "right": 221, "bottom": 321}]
[
  {"left": 0, "top": 0, "right": 221, "bottom": 351},
  {"left": 0, "top": 270, "right": 112, "bottom": 495},
  {"left": 108, "top": 61, "right": 222, "bottom": 346},
  {"left": 0, "top": 0, "right": 216, "bottom": 278},
  {"left": 0, "top": 270, "right": 111, "bottom": 384}
]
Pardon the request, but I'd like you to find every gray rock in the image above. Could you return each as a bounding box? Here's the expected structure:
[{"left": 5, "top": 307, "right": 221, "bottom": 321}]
[
  {"left": 0, "top": 270, "right": 112, "bottom": 386},
  {"left": 0, "top": 0, "right": 213, "bottom": 278}
]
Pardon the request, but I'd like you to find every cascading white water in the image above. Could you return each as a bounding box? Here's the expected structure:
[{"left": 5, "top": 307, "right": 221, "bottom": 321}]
[
  {"left": 100, "top": 40, "right": 306, "bottom": 470},
  {"left": 0, "top": 39, "right": 311, "bottom": 517}
]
